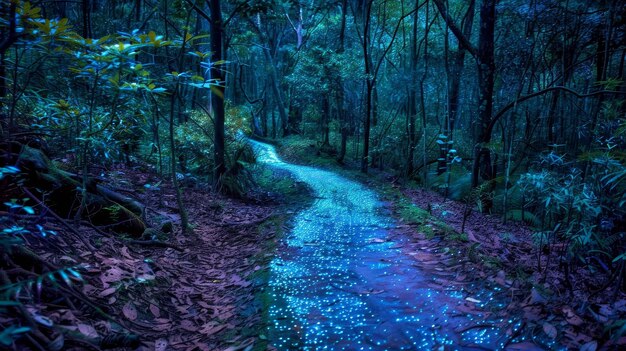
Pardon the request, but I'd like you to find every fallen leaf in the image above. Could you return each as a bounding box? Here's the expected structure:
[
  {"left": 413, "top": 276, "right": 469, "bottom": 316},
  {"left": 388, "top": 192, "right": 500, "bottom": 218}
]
[
  {"left": 466, "top": 230, "right": 478, "bottom": 242},
  {"left": 580, "top": 340, "right": 597, "bottom": 351},
  {"left": 78, "top": 323, "right": 99, "bottom": 338},
  {"left": 48, "top": 333, "right": 64, "bottom": 351},
  {"left": 194, "top": 342, "right": 213, "bottom": 351},
  {"left": 200, "top": 322, "right": 226, "bottom": 336},
  {"left": 101, "top": 267, "right": 124, "bottom": 283},
  {"left": 82, "top": 284, "right": 97, "bottom": 295},
  {"left": 33, "top": 314, "right": 53, "bottom": 327},
  {"left": 562, "top": 306, "right": 584, "bottom": 326},
  {"left": 121, "top": 246, "right": 133, "bottom": 260},
  {"left": 122, "top": 302, "right": 137, "bottom": 321},
  {"left": 99, "top": 287, "right": 117, "bottom": 297},
  {"left": 543, "top": 322, "right": 557, "bottom": 339},
  {"left": 149, "top": 304, "right": 160, "bottom": 318},
  {"left": 180, "top": 319, "right": 198, "bottom": 332},
  {"left": 152, "top": 322, "right": 172, "bottom": 332},
  {"left": 528, "top": 287, "right": 548, "bottom": 305}
]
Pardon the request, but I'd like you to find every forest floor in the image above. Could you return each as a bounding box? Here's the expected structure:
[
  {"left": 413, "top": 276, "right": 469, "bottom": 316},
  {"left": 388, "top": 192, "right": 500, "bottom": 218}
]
[
  {"left": 274, "top": 136, "right": 626, "bottom": 350},
  {"left": 1, "top": 159, "right": 310, "bottom": 351},
  {"left": 4, "top": 137, "right": 626, "bottom": 350}
]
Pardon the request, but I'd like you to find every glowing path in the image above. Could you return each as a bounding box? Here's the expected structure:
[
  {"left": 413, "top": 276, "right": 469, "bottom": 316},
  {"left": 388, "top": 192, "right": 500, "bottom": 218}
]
[{"left": 250, "top": 140, "right": 520, "bottom": 350}]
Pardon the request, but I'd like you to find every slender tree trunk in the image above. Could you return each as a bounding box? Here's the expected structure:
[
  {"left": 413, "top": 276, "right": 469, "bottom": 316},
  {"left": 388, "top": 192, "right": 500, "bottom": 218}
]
[
  {"left": 169, "top": 81, "right": 189, "bottom": 233},
  {"left": 82, "top": 0, "right": 92, "bottom": 38},
  {"left": 448, "top": 0, "right": 475, "bottom": 134},
  {"left": 135, "top": 0, "right": 142, "bottom": 21},
  {"left": 361, "top": 0, "right": 373, "bottom": 174},
  {"left": 438, "top": 0, "right": 475, "bottom": 175},
  {"left": 337, "top": 0, "right": 349, "bottom": 163},
  {"left": 372, "top": 84, "right": 378, "bottom": 126},
  {"left": 471, "top": 0, "right": 496, "bottom": 191},
  {"left": 420, "top": 3, "right": 430, "bottom": 182},
  {"left": 406, "top": 0, "right": 419, "bottom": 177},
  {"left": 0, "top": 1, "right": 16, "bottom": 131},
  {"left": 209, "top": 0, "right": 226, "bottom": 188},
  {"left": 322, "top": 96, "right": 330, "bottom": 145},
  {"left": 264, "top": 49, "right": 289, "bottom": 136}
]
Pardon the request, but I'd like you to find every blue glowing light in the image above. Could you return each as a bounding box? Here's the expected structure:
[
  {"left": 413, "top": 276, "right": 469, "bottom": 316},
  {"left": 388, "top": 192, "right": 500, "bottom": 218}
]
[{"left": 250, "top": 140, "right": 533, "bottom": 350}]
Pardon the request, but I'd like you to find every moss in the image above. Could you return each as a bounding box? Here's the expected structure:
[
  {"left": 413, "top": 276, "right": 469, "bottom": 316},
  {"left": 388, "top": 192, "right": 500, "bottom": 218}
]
[
  {"left": 397, "top": 201, "right": 430, "bottom": 224},
  {"left": 446, "top": 231, "right": 469, "bottom": 242},
  {"left": 482, "top": 255, "right": 504, "bottom": 269},
  {"left": 420, "top": 224, "right": 436, "bottom": 239}
]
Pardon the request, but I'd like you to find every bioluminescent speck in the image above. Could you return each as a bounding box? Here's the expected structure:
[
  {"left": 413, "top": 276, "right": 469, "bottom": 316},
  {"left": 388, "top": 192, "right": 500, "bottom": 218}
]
[{"left": 251, "top": 140, "right": 539, "bottom": 350}]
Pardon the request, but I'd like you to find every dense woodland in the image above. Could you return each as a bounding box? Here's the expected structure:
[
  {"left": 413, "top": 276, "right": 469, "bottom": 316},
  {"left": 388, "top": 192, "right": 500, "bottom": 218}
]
[{"left": 1, "top": 0, "right": 626, "bottom": 350}]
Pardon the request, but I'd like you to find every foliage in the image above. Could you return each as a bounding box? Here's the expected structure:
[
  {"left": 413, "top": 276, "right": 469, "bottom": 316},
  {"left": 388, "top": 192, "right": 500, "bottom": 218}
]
[{"left": 0, "top": 168, "right": 84, "bottom": 346}]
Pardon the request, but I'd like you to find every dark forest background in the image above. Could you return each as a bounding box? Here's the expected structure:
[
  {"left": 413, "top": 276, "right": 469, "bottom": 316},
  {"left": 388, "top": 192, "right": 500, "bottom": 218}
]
[{"left": 1, "top": 0, "right": 626, "bottom": 348}]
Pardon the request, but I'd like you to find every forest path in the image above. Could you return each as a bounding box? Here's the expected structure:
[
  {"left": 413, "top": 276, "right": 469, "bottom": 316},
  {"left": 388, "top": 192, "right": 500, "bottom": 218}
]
[{"left": 250, "top": 140, "right": 516, "bottom": 351}]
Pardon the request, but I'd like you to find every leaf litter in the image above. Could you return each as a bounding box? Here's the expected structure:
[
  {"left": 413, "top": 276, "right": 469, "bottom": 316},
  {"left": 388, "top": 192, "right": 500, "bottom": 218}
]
[{"left": 1, "top": 164, "right": 276, "bottom": 350}]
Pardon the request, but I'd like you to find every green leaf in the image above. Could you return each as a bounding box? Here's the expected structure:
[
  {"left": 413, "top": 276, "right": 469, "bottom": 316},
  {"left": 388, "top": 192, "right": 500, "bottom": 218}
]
[
  {"left": 59, "top": 270, "right": 71, "bottom": 286},
  {"left": 210, "top": 85, "right": 224, "bottom": 99},
  {"left": 67, "top": 268, "right": 82, "bottom": 280},
  {"left": 0, "top": 326, "right": 30, "bottom": 346},
  {"left": 612, "top": 253, "right": 626, "bottom": 263}
]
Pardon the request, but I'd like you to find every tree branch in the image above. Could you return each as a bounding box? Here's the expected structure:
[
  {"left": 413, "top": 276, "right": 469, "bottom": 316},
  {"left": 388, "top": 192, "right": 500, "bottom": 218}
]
[
  {"left": 432, "top": 0, "right": 477, "bottom": 58},
  {"left": 185, "top": 0, "right": 211, "bottom": 24},
  {"left": 487, "top": 86, "right": 626, "bottom": 136},
  {"left": 373, "top": 4, "right": 423, "bottom": 80}
]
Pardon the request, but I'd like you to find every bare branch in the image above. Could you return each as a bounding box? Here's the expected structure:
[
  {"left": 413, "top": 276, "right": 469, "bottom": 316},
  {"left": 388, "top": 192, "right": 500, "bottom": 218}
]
[
  {"left": 432, "top": 0, "right": 478, "bottom": 58},
  {"left": 487, "top": 86, "right": 626, "bottom": 136}
]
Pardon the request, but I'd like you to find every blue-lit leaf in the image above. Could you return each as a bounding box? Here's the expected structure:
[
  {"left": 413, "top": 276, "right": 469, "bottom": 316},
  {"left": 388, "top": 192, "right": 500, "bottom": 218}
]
[
  {"left": 36, "top": 276, "right": 43, "bottom": 296},
  {"left": 67, "top": 268, "right": 82, "bottom": 280}
]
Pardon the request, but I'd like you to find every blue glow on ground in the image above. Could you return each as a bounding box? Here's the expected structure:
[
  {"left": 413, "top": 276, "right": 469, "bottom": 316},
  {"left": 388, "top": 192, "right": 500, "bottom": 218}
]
[{"left": 250, "top": 140, "right": 523, "bottom": 350}]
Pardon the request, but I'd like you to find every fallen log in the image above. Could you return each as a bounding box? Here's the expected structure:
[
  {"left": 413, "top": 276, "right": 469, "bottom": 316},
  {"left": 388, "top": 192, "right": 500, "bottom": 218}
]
[{"left": 1, "top": 142, "right": 146, "bottom": 237}]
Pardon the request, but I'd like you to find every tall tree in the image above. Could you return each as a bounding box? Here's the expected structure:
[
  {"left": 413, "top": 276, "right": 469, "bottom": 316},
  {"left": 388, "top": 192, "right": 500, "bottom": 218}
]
[
  {"left": 433, "top": 0, "right": 496, "bottom": 189},
  {"left": 472, "top": 0, "right": 496, "bottom": 189},
  {"left": 336, "top": 0, "right": 349, "bottom": 163},
  {"left": 437, "top": 0, "right": 475, "bottom": 175},
  {"left": 247, "top": 16, "right": 291, "bottom": 136},
  {"left": 209, "top": 0, "right": 226, "bottom": 188},
  {"left": 406, "top": 0, "right": 420, "bottom": 177},
  {"left": 360, "top": 0, "right": 374, "bottom": 173}
]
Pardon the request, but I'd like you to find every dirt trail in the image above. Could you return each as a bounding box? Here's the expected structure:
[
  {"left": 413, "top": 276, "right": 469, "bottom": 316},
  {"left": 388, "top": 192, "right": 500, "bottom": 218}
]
[{"left": 252, "top": 140, "right": 528, "bottom": 350}]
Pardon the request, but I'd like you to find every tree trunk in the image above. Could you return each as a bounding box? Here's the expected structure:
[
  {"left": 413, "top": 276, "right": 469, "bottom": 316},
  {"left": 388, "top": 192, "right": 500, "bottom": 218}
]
[
  {"left": 471, "top": 0, "right": 496, "bottom": 190},
  {"left": 322, "top": 96, "right": 330, "bottom": 145},
  {"left": 264, "top": 49, "right": 289, "bottom": 136},
  {"left": 406, "top": 0, "right": 419, "bottom": 177},
  {"left": 337, "top": 0, "right": 348, "bottom": 163},
  {"left": 82, "top": 0, "right": 92, "bottom": 38},
  {"left": 419, "top": 3, "right": 430, "bottom": 182},
  {"left": 135, "top": 0, "right": 142, "bottom": 21},
  {"left": 361, "top": 0, "right": 373, "bottom": 174},
  {"left": 209, "top": 0, "right": 226, "bottom": 188},
  {"left": 438, "top": 0, "right": 475, "bottom": 175}
]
